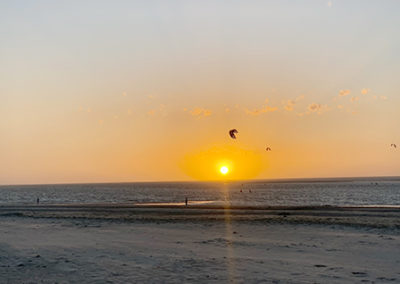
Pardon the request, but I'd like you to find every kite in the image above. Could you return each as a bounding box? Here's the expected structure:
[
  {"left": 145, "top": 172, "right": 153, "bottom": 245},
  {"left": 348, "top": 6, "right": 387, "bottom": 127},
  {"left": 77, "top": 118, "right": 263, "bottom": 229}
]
[{"left": 229, "top": 129, "right": 238, "bottom": 139}]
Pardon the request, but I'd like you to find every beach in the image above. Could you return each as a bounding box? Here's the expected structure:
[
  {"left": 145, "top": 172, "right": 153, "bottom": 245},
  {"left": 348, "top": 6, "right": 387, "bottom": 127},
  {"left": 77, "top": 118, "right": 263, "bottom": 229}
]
[
  {"left": 0, "top": 205, "right": 399, "bottom": 283},
  {"left": 2, "top": 0, "right": 400, "bottom": 282}
]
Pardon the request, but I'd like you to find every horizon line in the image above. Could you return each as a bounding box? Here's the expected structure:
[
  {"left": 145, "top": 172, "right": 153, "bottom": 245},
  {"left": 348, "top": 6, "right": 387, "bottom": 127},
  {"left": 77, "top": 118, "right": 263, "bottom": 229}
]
[{"left": 1, "top": 175, "right": 400, "bottom": 187}]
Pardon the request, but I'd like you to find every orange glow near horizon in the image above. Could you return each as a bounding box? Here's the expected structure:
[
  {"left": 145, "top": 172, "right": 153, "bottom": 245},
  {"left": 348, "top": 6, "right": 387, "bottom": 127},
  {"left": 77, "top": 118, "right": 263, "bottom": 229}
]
[
  {"left": 1, "top": 2, "right": 399, "bottom": 185},
  {"left": 181, "top": 145, "right": 264, "bottom": 181}
]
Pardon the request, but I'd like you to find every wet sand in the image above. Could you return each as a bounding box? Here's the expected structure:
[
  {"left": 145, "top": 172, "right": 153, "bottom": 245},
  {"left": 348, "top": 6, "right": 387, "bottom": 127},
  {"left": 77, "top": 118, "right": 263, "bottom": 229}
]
[{"left": 0, "top": 204, "right": 399, "bottom": 283}]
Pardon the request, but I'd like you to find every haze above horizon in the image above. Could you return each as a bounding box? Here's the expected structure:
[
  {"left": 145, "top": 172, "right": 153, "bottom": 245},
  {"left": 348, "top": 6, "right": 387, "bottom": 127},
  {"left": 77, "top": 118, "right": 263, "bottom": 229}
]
[{"left": 1, "top": 1, "right": 399, "bottom": 184}]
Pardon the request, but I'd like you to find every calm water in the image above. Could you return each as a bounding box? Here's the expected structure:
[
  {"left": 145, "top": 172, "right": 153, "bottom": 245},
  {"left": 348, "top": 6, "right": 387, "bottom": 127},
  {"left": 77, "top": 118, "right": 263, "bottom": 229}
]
[{"left": 0, "top": 177, "right": 400, "bottom": 207}]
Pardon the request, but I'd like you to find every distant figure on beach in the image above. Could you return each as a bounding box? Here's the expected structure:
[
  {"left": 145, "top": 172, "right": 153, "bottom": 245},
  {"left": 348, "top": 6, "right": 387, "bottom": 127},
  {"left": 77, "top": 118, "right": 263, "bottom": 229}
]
[
  {"left": 229, "top": 129, "right": 238, "bottom": 139},
  {"left": 266, "top": 147, "right": 272, "bottom": 151},
  {"left": 185, "top": 197, "right": 188, "bottom": 206},
  {"left": 249, "top": 189, "right": 252, "bottom": 193},
  {"left": 36, "top": 197, "right": 39, "bottom": 204},
  {"left": 391, "top": 143, "right": 397, "bottom": 148}
]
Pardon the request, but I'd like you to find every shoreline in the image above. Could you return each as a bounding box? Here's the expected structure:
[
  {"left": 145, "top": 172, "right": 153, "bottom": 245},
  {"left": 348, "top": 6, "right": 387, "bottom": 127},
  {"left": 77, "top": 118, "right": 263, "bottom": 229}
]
[
  {"left": 1, "top": 203, "right": 399, "bottom": 230},
  {"left": 1, "top": 202, "right": 400, "bottom": 210}
]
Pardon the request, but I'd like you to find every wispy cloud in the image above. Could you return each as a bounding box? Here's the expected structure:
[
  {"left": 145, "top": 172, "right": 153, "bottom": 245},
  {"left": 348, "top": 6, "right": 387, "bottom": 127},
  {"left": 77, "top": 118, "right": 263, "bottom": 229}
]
[
  {"left": 308, "top": 103, "right": 321, "bottom": 112},
  {"left": 245, "top": 99, "right": 278, "bottom": 116},
  {"left": 372, "top": 95, "right": 388, "bottom": 101},
  {"left": 283, "top": 95, "right": 304, "bottom": 112},
  {"left": 305, "top": 103, "right": 329, "bottom": 115},
  {"left": 350, "top": 96, "right": 359, "bottom": 103},
  {"left": 361, "top": 88, "right": 369, "bottom": 95},
  {"left": 184, "top": 107, "right": 212, "bottom": 118},
  {"left": 339, "top": 89, "right": 351, "bottom": 97},
  {"left": 147, "top": 109, "right": 156, "bottom": 116},
  {"left": 147, "top": 104, "right": 167, "bottom": 117},
  {"left": 78, "top": 106, "right": 92, "bottom": 113}
]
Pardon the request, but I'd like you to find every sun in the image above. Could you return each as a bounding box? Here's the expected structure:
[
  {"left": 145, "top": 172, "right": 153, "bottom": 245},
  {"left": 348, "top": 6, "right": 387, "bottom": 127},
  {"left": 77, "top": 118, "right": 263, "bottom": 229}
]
[{"left": 220, "top": 166, "right": 229, "bottom": 175}]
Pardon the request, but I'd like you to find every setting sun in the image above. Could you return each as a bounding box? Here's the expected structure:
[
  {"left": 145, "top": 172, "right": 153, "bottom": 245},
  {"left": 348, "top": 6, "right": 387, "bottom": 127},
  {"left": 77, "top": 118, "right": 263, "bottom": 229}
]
[
  {"left": 220, "top": 166, "right": 229, "bottom": 175},
  {"left": 182, "top": 145, "right": 263, "bottom": 181}
]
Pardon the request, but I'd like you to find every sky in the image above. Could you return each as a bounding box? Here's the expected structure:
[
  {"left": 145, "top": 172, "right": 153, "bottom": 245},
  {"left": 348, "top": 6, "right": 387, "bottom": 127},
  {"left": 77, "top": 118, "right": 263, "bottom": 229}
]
[{"left": 1, "top": 0, "right": 399, "bottom": 184}]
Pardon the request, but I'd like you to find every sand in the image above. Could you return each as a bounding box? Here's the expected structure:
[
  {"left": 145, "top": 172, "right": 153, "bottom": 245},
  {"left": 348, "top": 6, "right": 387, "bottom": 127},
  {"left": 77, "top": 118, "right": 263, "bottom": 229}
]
[{"left": 0, "top": 205, "right": 399, "bottom": 283}]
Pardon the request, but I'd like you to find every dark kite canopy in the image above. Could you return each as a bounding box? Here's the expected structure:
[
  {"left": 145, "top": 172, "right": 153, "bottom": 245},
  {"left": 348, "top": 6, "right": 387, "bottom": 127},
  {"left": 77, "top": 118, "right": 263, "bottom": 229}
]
[{"left": 229, "top": 129, "right": 238, "bottom": 139}]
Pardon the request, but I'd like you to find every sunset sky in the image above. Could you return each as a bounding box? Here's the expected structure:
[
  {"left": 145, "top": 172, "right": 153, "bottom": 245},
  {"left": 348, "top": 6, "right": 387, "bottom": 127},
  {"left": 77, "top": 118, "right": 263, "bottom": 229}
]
[{"left": 1, "top": 1, "right": 399, "bottom": 184}]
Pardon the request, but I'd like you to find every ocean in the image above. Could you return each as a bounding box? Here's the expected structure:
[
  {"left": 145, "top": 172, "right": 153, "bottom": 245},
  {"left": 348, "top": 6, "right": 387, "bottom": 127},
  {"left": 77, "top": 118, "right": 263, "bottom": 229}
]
[{"left": 1, "top": 177, "right": 400, "bottom": 207}]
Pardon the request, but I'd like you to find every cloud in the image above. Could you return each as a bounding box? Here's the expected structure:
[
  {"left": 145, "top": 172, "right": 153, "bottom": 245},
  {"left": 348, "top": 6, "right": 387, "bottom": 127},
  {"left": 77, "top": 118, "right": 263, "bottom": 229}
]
[
  {"left": 147, "top": 104, "right": 167, "bottom": 117},
  {"left": 372, "top": 95, "right": 387, "bottom": 101},
  {"left": 361, "top": 88, "right": 369, "bottom": 95},
  {"left": 327, "top": 1, "right": 332, "bottom": 8},
  {"left": 283, "top": 95, "right": 304, "bottom": 112},
  {"left": 147, "top": 109, "right": 156, "bottom": 116},
  {"left": 245, "top": 99, "right": 278, "bottom": 116},
  {"left": 308, "top": 103, "right": 321, "bottom": 112},
  {"left": 339, "top": 90, "right": 351, "bottom": 97},
  {"left": 350, "top": 96, "right": 359, "bottom": 103},
  {"left": 77, "top": 106, "right": 92, "bottom": 113},
  {"left": 306, "top": 103, "right": 329, "bottom": 115},
  {"left": 284, "top": 102, "right": 295, "bottom": 111},
  {"left": 185, "top": 107, "right": 212, "bottom": 118},
  {"left": 245, "top": 106, "right": 278, "bottom": 116}
]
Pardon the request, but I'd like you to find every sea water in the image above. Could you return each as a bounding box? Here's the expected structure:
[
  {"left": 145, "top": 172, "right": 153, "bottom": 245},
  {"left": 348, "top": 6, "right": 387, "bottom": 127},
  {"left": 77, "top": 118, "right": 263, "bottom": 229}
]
[{"left": 0, "top": 177, "right": 399, "bottom": 207}]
